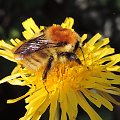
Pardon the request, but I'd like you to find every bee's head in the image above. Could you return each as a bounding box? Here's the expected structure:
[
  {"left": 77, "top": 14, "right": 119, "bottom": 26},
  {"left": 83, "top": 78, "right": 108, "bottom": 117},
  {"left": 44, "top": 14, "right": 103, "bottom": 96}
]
[{"left": 45, "top": 25, "right": 79, "bottom": 45}]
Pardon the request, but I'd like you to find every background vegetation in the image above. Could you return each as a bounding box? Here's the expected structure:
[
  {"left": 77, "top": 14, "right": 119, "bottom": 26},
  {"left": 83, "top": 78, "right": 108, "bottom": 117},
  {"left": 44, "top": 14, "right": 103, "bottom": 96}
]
[{"left": 0, "top": 0, "right": 120, "bottom": 119}]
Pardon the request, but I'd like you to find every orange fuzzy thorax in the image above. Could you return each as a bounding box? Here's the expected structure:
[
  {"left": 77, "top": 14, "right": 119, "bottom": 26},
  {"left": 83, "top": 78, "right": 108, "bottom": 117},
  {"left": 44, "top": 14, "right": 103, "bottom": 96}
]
[{"left": 45, "top": 25, "right": 78, "bottom": 44}]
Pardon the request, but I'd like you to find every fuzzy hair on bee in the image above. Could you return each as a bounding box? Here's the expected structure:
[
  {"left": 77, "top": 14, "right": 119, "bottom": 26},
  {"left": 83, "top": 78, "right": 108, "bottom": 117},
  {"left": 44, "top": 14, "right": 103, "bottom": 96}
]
[{"left": 14, "top": 25, "right": 82, "bottom": 80}]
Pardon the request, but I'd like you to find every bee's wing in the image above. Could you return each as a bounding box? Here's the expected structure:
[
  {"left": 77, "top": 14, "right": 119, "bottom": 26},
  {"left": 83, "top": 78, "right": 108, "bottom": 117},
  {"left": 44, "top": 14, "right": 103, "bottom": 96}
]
[{"left": 14, "top": 37, "right": 67, "bottom": 55}]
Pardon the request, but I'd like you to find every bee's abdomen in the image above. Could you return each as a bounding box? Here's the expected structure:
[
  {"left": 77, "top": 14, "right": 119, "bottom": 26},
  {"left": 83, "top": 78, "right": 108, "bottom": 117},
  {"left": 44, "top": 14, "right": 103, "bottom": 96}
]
[{"left": 15, "top": 49, "right": 50, "bottom": 71}]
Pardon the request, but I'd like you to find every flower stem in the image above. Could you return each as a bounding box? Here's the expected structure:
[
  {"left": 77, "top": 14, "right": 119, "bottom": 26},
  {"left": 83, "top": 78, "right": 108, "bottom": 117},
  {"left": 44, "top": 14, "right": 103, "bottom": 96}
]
[{"left": 55, "top": 102, "right": 60, "bottom": 120}]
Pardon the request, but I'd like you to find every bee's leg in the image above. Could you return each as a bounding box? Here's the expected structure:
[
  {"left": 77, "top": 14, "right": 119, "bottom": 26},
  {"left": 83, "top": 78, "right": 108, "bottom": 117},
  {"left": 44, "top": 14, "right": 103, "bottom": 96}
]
[
  {"left": 73, "top": 41, "right": 86, "bottom": 62},
  {"left": 59, "top": 52, "right": 81, "bottom": 64},
  {"left": 42, "top": 55, "right": 54, "bottom": 80}
]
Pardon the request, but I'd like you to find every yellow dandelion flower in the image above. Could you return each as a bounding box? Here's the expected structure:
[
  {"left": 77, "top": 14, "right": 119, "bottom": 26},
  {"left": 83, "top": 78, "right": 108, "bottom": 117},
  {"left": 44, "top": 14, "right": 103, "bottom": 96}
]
[{"left": 0, "top": 17, "right": 120, "bottom": 120}]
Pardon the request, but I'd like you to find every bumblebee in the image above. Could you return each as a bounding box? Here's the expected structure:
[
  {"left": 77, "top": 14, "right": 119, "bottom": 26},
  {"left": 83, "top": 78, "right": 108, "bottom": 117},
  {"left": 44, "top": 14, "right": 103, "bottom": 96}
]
[{"left": 14, "top": 25, "right": 82, "bottom": 80}]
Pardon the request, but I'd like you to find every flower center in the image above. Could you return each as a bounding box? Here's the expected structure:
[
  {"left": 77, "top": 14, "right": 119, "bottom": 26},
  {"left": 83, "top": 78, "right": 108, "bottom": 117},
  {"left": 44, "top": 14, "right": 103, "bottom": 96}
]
[{"left": 44, "top": 61, "right": 88, "bottom": 92}]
